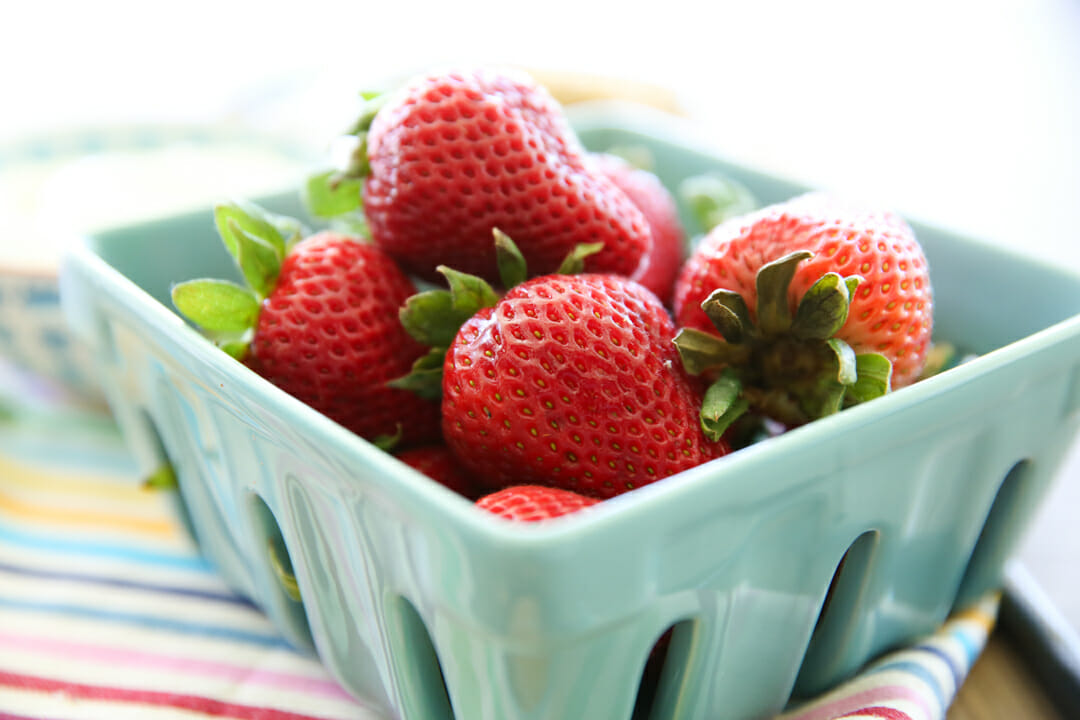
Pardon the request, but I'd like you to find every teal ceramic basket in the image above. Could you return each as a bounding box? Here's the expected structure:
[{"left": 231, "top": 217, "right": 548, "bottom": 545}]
[{"left": 59, "top": 106, "right": 1080, "bottom": 720}]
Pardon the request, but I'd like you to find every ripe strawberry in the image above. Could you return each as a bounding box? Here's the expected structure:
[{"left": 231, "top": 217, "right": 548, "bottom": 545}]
[
  {"left": 588, "top": 152, "right": 686, "bottom": 305},
  {"left": 172, "top": 202, "right": 441, "bottom": 447},
  {"left": 396, "top": 445, "right": 476, "bottom": 497},
  {"left": 672, "top": 192, "right": 933, "bottom": 430},
  {"left": 345, "top": 68, "right": 652, "bottom": 285},
  {"left": 476, "top": 485, "right": 600, "bottom": 521},
  {"left": 441, "top": 272, "right": 730, "bottom": 499}
]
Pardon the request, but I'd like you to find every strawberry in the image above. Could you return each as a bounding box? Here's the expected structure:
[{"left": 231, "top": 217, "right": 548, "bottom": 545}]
[
  {"left": 396, "top": 445, "right": 476, "bottom": 497},
  {"left": 476, "top": 485, "right": 599, "bottom": 521},
  {"left": 172, "top": 202, "right": 441, "bottom": 447},
  {"left": 588, "top": 152, "right": 686, "bottom": 305},
  {"left": 442, "top": 272, "right": 729, "bottom": 498},
  {"left": 672, "top": 192, "right": 933, "bottom": 432},
  {"left": 340, "top": 68, "right": 653, "bottom": 285}
]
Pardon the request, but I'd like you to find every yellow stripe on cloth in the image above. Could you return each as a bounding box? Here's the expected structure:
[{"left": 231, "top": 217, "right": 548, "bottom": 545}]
[
  {"left": 0, "top": 488, "right": 178, "bottom": 539},
  {"left": 0, "top": 453, "right": 147, "bottom": 499}
]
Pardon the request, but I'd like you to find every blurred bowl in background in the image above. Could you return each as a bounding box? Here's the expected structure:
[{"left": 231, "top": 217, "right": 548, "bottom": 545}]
[{"left": 0, "top": 124, "right": 318, "bottom": 400}]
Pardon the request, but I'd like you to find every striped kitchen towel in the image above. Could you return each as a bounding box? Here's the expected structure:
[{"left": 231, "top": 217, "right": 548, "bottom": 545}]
[{"left": 0, "top": 385, "right": 996, "bottom": 720}]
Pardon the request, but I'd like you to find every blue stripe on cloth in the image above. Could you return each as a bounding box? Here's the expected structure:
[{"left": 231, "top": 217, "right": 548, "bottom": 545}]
[
  {"left": 911, "top": 642, "right": 963, "bottom": 689},
  {"left": 949, "top": 623, "right": 982, "bottom": 662},
  {"left": 0, "top": 597, "right": 289, "bottom": 649},
  {"left": 866, "top": 658, "right": 947, "bottom": 710},
  {"left": 0, "top": 559, "right": 254, "bottom": 609},
  {"left": 0, "top": 523, "right": 214, "bottom": 573}
]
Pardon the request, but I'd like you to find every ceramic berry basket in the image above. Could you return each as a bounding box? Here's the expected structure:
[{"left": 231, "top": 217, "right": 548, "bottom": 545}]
[{"left": 60, "top": 105, "right": 1080, "bottom": 720}]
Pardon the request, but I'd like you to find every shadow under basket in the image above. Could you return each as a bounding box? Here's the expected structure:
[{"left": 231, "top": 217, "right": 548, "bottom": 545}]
[{"left": 59, "top": 105, "right": 1080, "bottom": 720}]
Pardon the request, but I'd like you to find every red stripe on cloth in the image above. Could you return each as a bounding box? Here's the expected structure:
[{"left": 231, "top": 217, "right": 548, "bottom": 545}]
[
  {"left": 0, "top": 669, "right": 342, "bottom": 720},
  {"left": 837, "top": 707, "right": 913, "bottom": 720}
]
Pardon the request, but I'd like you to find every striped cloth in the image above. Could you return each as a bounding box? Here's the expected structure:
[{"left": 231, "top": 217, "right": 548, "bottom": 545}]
[{"left": 0, "top": 374, "right": 996, "bottom": 720}]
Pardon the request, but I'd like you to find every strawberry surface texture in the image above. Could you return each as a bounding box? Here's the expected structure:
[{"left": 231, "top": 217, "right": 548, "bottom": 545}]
[
  {"left": 674, "top": 192, "right": 933, "bottom": 386},
  {"left": 589, "top": 152, "right": 686, "bottom": 305},
  {"left": 247, "top": 232, "right": 441, "bottom": 445},
  {"left": 442, "top": 273, "right": 730, "bottom": 499},
  {"left": 476, "top": 485, "right": 600, "bottom": 521},
  {"left": 363, "top": 68, "right": 652, "bottom": 285}
]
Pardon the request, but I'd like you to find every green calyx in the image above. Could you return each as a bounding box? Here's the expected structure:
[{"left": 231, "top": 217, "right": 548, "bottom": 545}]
[
  {"left": 674, "top": 250, "right": 893, "bottom": 438},
  {"left": 299, "top": 91, "right": 391, "bottom": 234},
  {"left": 390, "top": 230, "right": 604, "bottom": 400},
  {"left": 302, "top": 169, "right": 370, "bottom": 239},
  {"left": 678, "top": 172, "right": 758, "bottom": 233},
  {"left": 335, "top": 91, "right": 390, "bottom": 182},
  {"left": 172, "top": 201, "right": 308, "bottom": 359}
]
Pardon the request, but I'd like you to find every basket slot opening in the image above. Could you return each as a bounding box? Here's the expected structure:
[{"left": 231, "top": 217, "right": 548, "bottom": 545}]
[
  {"left": 635, "top": 619, "right": 696, "bottom": 720},
  {"left": 386, "top": 595, "right": 455, "bottom": 720},
  {"left": 791, "top": 529, "right": 880, "bottom": 699},
  {"left": 246, "top": 492, "right": 313, "bottom": 649},
  {"left": 953, "top": 459, "right": 1033, "bottom": 610},
  {"left": 138, "top": 409, "right": 196, "bottom": 541}
]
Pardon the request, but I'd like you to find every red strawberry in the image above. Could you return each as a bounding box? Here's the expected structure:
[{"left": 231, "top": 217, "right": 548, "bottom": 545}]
[
  {"left": 396, "top": 445, "right": 476, "bottom": 497},
  {"left": 441, "top": 272, "right": 730, "bottom": 499},
  {"left": 672, "top": 192, "right": 933, "bottom": 430},
  {"left": 351, "top": 68, "right": 652, "bottom": 285},
  {"left": 589, "top": 152, "right": 686, "bottom": 305},
  {"left": 476, "top": 485, "right": 600, "bottom": 521},
  {"left": 172, "top": 203, "right": 441, "bottom": 447}
]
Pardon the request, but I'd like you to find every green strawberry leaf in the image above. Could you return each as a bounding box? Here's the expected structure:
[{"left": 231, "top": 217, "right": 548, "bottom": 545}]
[
  {"left": 214, "top": 201, "right": 288, "bottom": 260},
  {"left": 826, "top": 337, "right": 858, "bottom": 386},
  {"left": 700, "top": 369, "right": 749, "bottom": 441},
  {"left": 371, "top": 425, "right": 403, "bottom": 452},
  {"left": 679, "top": 172, "right": 758, "bottom": 232},
  {"left": 326, "top": 213, "right": 371, "bottom": 241},
  {"left": 400, "top": 292, "right": 460, "bottom": 347},
  {"left": 807, "top": 381, "right": 848, "bottom": 418},
  {"left": 400, "top": 268, "right": 498, "bottom": 348},
  {"left": 387, "top": 347, "right": 446, "bottom": 401},
  {"left": 348, "top": 92, "right": 389, "bottom": 135},
  {"left": 172, "top": 279, "right": 260, "bottom": 333},
  {"left": 792, "top": 273, "right": 857, "bottom": 340},
  {"left": 304, "top": 169, "right": 363, "bottom": 218},
  {"left": 845, "top": 352, "right": 893, "bottom": 404},
  {"left": 142, "top": 462, "right": 178, "bottom": 490},
  {"left": 219, "top": 339, "right": 251, "bottom": 360},
  {"left": 229, "top": 219, "right": 282, "bottom": 299},
  {"left": 441, "top": 266, "right": 500, "bottom": 313},
  {"left": 673, "top": 327, "right": 750, "bottom": 376},
  {"left": 494, "top": 228, "right": 528, "bottom": 289},
  {"left": 338, "top": 134, "right": 371, "bottom": 180},
  {"left": 701, "top": 289, "right": 753, "bottom": 344},
  {"left": 556, "top": 242, "right": 605, "bottom": 275},
  {"left": 756, "top": 250, "right": 813, "bottom": 336}
]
